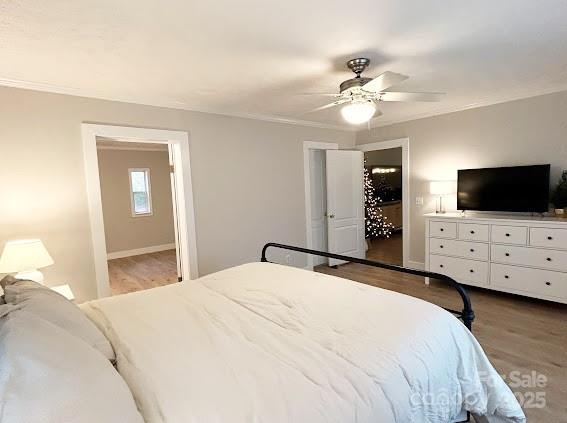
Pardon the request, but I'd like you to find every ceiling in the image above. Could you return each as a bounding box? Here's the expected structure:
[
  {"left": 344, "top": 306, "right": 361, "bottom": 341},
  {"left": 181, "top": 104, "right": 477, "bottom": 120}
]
[{"left": 1, "top": 0, "right": 567, "bottom": 129}]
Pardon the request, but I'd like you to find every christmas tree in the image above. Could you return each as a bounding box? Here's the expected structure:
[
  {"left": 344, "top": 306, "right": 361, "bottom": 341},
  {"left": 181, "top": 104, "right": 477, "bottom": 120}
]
[{"left": 364, "top": 165, "right": 393, "bottom": 239}]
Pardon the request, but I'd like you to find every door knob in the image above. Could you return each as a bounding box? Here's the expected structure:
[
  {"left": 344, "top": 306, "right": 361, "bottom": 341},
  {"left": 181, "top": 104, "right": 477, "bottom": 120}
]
[{"left": 329, "top": 214, "right": 335, "bottom": 219}]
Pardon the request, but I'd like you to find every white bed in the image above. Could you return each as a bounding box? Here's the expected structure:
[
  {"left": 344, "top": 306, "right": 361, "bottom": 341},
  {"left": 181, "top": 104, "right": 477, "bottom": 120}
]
[{"left": 82, "top": 262, "right": 525, "bottom": 423}]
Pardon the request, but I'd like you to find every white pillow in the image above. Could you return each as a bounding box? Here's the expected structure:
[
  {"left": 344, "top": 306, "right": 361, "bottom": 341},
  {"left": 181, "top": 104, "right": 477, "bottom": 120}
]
[
  {"left": 0, "top": 306, "right": 144, "bottom": 423},
  {"left": 3, "top": 279, "right": 115, "bottom": 360}
]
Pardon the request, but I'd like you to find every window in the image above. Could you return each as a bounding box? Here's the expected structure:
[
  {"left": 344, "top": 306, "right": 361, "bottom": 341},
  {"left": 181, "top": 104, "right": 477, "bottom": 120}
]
[{"left": 129, "top": 168, "right": 152, "bottom": 216}]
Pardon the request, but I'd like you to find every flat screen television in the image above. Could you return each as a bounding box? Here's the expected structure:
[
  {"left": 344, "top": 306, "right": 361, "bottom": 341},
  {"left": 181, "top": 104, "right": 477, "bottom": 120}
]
[{"left": 457, "top": 165, "right": 550, "bottom": 212}]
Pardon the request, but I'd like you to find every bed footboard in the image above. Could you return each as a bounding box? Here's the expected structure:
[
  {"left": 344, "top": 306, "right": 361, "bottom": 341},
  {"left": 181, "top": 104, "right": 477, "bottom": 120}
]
[{"left": 261, "top": 242, "right": 475, "bottom": 331}]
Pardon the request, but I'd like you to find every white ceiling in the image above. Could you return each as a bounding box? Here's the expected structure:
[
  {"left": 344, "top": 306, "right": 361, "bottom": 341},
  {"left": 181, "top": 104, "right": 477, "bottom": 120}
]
[{"left": 1, "top": 0, "right": 567, "bottom": 129}]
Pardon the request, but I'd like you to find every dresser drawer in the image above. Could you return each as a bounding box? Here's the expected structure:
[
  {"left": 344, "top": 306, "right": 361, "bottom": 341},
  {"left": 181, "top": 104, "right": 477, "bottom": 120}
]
[
  {"left": 529, "top": 227, "right": 567, "bottom": 250},
  {"left": 491, "top": 225, "right": 527, "bottom": 245},
  {"left": 429, "top": 254, "right": 488, "bottom": 286},
  {"left": 429, "top": 238, "right": 489, "bottom": 261},
  {"left": 491, "top": 263, "right": 567, "bottom": 300},
  {"left": 491, "top": 244, "right": 567, "bottom": 272},
  {"left": 458, "top": 223, "right": 489, "bottom": 242},
  {"left": 430, "top": 221, "right": 457, "bottom": 239}
]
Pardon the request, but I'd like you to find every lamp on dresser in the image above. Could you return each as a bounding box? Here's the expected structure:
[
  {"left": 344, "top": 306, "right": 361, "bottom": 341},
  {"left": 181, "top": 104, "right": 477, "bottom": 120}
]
[
  {"left": 0, "top": 239, "right": 54, "bottom": 283},
  {"left": 429, "top": 181, "right": 455, "bottom": 214}
]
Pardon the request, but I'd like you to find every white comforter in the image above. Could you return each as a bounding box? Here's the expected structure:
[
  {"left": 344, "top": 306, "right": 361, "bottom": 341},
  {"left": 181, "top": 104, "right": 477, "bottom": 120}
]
[{"left": 82, "top": 263, "right": 525, "bottom": 423}]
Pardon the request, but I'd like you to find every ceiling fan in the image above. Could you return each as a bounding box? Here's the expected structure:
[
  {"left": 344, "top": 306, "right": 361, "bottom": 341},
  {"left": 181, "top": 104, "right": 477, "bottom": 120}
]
[{"left": 308, "top": 58, "right": 444, "bottom": 125}]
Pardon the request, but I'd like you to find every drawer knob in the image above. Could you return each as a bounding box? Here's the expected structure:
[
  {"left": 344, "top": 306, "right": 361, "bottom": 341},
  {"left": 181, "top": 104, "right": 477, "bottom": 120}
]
[
  {"left": 504, "top": 275, "right": 509, "bottom": 279},
  {"left": 440, "top": 228, "right": 444, "bottom": 232},
  {"left": 470, "top": 248, "right": 475, "bottom": 252},
  {"left": 547, "top": 236, "right": 553, "bottom": 240},
  {"left": 505, "top": 233, "right": 510, "bottom": 237},
  {"left": 439, "top": 264, "right": 444, "bottom": 268},
  {"left": 505, "top": 253, "right": 510, "bottom": 257},
  {"left": 470, "top": 230, "right": 475, "bottom": 234},
  {"left": 545, "top": 282, "right": 552, "bottom": 286},
  {"left": 469, "top": 269, "right": 474, "bottom": 273},
  {"left": 546, "top": 257, "right": 552, "bottom": 262},
  {"left": 440, "top": 245, "right": 444, "bottom": 248}
]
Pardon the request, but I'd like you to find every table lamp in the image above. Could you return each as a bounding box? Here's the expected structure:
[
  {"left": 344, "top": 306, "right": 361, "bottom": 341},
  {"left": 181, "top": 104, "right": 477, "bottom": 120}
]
[
  {"left": 0, "top": 239, "right": 54, "bottom": 283},
  {"left": 430, "top": 181, "right": 455, "bottom": 214}
]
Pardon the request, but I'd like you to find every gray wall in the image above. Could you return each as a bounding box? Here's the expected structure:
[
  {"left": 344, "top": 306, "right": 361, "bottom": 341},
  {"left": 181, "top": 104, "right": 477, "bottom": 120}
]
[
  {"left": 356, "top": 90, "right": 567, "bottom": 265},
  {"left": 0, "top": 86, "right": 354, "bottom": 301},
  {"left": 97, "top": 149, "right": 175, "bottom": 253}
]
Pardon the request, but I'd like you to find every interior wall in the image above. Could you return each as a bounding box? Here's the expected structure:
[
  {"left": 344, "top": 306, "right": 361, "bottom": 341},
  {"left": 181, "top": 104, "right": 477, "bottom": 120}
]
[
  {"left": 97, "top": 148, "right": 175, "bottom": 254},
  {"left": 364, "top": 148, "right": 402, "bottom": 167},
  {"left": 0, "top": 86, "right": 354, "bottom": 302},
  {"left": 364, "top": 148, "right": 403, "bottom": 191},
  {"left": 356, "top": 90, "right": 567, "bottom": 265}
]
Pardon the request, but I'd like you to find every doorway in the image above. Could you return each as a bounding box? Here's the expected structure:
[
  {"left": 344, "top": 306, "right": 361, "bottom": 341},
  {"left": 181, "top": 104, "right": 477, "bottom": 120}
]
[
  {"left": 303, "top": 142, "right": 366, "bottom": 270},
  {"left": 304, "top": 142, "right": 338, "bottom": 270},
  {"left": 363, "top": 147, "right": 403, "bottom": 266},
  {"left": 82, "top": 124, "right": 198, "bottom": 298},
  {"left": 358, "top": 138, "right": 409, "bottom": 268},
  {"left": 96, "top": 140, "right": 179, "bottom": 295},
  {"left": 304, "top": 138, "right": 409, "bottom": 270}
]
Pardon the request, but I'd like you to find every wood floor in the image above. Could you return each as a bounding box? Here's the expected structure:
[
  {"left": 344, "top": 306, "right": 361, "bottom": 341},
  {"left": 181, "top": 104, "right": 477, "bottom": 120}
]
[
  {"left": 367, "top": 232, "right": 403, "bottom": 265},
  {"left": 316, "top": 235, "right": 567, "bottom": 422},
  {"left": 107, "top": 249, "right": 178, "bottom": 295}
]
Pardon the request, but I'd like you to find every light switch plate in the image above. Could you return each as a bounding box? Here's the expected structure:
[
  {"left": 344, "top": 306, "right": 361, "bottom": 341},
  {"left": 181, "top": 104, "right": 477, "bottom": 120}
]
[{"left": 415, "top": 196, "right": 424, "bottom": 205}]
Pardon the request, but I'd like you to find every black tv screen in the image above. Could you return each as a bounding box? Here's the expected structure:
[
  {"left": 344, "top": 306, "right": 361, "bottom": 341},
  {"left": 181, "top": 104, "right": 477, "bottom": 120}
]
[{"left": 457, "top": 165, "right": 550, "bottom": 212}]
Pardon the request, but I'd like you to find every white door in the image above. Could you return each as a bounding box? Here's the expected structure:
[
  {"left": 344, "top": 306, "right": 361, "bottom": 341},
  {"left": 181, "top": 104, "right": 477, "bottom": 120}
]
[
  {"left": 168, "top": 145, "right": 183, "bottom": 282},
  {"left": 309, "top": 150, "right": 328, "bottom": 266},
  {"left": 326, "top": 150, "right": 365, "bottom": 266}
]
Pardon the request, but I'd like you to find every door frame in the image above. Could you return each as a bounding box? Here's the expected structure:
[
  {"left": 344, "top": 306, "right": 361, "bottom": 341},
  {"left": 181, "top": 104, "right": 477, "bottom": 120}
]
[
  {"left": 81, "top": 124, "right": 199, "bottom": 298},
  {"left": 303, "top": 141, "right": 338, "bottom": 270},
  {"left": 357, "top": 138, "right": 410, "bottom": 268}
]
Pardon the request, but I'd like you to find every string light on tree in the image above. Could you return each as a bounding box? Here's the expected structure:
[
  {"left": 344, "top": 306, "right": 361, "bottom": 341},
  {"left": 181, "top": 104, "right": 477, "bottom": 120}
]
[{"left": 364, "top": 164, "right": 393, "bottom": 239}]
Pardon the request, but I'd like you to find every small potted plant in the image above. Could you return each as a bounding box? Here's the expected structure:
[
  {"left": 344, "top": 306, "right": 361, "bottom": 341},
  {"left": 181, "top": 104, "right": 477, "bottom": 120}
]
[{"left": 551, "top": 170, "right": 567, "bottom": 216}]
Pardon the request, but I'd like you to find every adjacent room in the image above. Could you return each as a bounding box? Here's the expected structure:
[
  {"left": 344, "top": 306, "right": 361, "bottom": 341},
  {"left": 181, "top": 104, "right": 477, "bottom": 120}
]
[
  {"left": 364, "top": 147, "right": 403, "bottom": 265},
  {"left": 96, "top": 139, "right": 180, "bottom": 295},
  {"left": 1, "top": 2, "right": 566, "bottom": 422}
]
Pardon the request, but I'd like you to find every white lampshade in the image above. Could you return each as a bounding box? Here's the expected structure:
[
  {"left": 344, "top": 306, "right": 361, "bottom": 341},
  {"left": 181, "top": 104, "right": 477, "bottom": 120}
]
[
  {"left": 0, "top": 239, "right": 54, "bottom": 275},
  {"left": 341, "top": 101, "right": 376, "bottom": 124},
  {"left": 429, "top": 181, "right": 455, "bottom": 196}
]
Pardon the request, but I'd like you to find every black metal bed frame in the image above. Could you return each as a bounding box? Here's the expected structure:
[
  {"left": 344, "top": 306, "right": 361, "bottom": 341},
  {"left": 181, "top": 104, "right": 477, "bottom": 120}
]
[{"left": 261, "top": 242, "right": 475, "bottom": 331}]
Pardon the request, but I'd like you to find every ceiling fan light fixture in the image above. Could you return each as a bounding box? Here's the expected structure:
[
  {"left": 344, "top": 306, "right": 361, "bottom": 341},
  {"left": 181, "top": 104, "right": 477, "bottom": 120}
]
[{"left": 340, "top": 101, "right": 376, "bottom": 124}]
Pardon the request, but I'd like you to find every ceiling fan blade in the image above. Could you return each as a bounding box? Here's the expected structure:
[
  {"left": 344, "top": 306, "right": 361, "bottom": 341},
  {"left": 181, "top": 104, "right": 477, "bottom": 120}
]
[
  {"left": 379, "top": 91, "right": 444, "bottom": 102},
  {"left": 362, "top": 71, "right": 409, "bottom": 93},
  {"left": 304, "top": 99, "right": 348, "bottom": 114}
]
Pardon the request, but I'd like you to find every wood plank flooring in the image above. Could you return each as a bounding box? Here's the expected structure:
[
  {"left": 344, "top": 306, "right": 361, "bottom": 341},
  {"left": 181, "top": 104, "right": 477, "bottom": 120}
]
[
  {"left": 316, "top": 235, "right": 567, "bottom": 422},
  {"left": 107, "top": 249, "right": 178, "bottom": 295}
]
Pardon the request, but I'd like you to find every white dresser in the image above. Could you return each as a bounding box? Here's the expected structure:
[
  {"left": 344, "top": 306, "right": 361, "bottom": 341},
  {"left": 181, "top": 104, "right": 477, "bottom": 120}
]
[{"left": 425, "top": 212, "right": 567, "bottom": 304}]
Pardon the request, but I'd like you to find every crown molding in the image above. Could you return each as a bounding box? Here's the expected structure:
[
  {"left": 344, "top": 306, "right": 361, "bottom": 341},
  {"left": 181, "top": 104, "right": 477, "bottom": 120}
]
[
  {"left": 0, "top": 77, "right": 355, "bottom": 132},
  {"left": 2, "top": 76, "right": 566, "bottom": 133},
  {"left": 368, "top": 85, "right": 567, "bottom": 129}
]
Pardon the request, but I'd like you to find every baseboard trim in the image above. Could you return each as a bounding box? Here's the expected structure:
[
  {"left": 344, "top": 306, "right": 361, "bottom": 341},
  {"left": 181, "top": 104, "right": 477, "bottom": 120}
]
[
  {"left": 107, "top": 243, "right": 176, "bottom": 260},
  {"left": 407, "top": 260, "right": 425, "bottom": 270}
]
